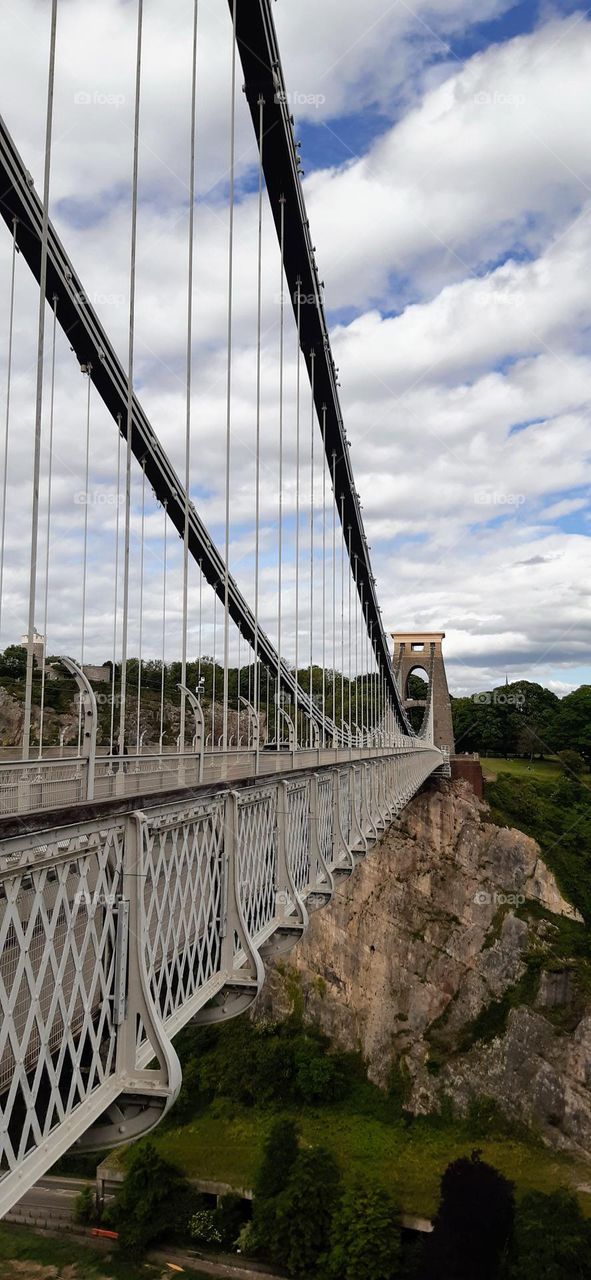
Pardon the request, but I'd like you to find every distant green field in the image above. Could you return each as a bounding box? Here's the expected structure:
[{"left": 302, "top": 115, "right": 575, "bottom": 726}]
[
  {"left": 481, "top": 756, "right": 562, "bottom": 781},
  {"left": 0, "top": 1223, "right": 209, "bottom": 1280},
  {"left": 108, "top": 1097, "right": 591, "bottom": 1221}
]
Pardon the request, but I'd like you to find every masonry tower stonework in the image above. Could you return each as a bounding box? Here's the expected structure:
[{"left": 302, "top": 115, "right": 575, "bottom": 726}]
[{"left": 391, "top": 631, "right": 455, "bottom": 756}]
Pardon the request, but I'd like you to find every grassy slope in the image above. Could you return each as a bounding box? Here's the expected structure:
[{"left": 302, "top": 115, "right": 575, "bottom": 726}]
[
  {"left": 481, "top": 757, "right": 562, "bottom": 781},
  {"left": 108, "top": 1094, "right": 591, "bottom": 1220},
  {"left": 0, "top": 1223, "right": 209, "bottom": 1279}
]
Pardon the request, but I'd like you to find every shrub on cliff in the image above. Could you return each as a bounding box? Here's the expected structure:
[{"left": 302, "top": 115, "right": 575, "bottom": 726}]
[{"left": 174, "top": 1018, "right": 347, "bottom": 1110}]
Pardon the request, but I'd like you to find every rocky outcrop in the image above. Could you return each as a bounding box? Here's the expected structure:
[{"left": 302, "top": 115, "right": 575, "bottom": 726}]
[
  {"left": 0, "top": 685, "right": 267, "bottom": 751},
  {"left": 0, "top": 686, "right": 78, "bottom": 749},
  {"left": 260, "top": 780, "right": 591, "bottom": 1158}
]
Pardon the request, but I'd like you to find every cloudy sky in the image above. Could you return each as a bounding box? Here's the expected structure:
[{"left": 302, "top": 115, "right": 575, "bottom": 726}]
[{"left": 0, "top": 0, "right": 590, "bottom": 696}]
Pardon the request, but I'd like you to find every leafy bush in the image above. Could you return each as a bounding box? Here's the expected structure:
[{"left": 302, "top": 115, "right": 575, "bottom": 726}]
[
  {"left": 73, "top": 1184, "right": 97, "bottom": 1225},
  {"left": 325, "top": 1183, "right": 401, "bottom": 1280},
  {"left": 504, "top": 1187, "right": 591, "bottom": 1279},
  {"left": 214, "top": 1193, "right": 250, "bottom": 1250},
  {"left": 236, "top": 1219, "right": 256, "bottom": 1256},
  {"left": 465, "top": 1096, "right": 515, "bottom": 1140},
  {"left": 170, "top": 1018, "right": 348, "bottom": 1114},
  {"left": 189, "top": 1209, "right": 222, "bottom": 1246},
  {"left": 557, "top": 749, "right": 585, "bottom": 776}
]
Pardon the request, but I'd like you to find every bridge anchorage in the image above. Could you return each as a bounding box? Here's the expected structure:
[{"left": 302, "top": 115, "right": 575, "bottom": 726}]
[{"left": 0, "top": 0, "right": 447, "bottom": 1216}]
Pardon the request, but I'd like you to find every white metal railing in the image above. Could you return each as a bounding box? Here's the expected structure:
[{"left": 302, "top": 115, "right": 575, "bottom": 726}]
[
  {"left": 0, "top": 737, "right": 426, "bottom": 817},
  {"left": 0, "top": 756, "right": 89, "bottom": 815},
  {"left": 0, "top": 744, "right": 442, "bottom": 1215}
]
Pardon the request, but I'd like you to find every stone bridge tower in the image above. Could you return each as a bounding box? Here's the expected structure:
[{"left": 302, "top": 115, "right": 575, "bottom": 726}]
[{"left": 391, "top": 631, "right": 455, "bottom": 756}]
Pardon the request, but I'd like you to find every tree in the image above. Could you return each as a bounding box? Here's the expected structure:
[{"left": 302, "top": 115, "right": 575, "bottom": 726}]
[
  {"left": 557, "top": 749, "right": 585, "bottom": 777},
  {"left": 113, "top": 1141, "right": 193, "bottom": 1254},
  {"left": 254, "top": 1118, "right": 300, "bottom": 1201},
  {"left": 420, "top": 1151, "right": 514, "bottom": 1280},
  {"left": 252, "top": 1118, "right": 300, "bottom": 1259},
  {"left": 325, "top": 1184, "right": 401, "bottom": 1280},
  {"left": 516, "top": 723, "right": 543, "bottom": 761},
  {"left": 0, "top": 645, "right": 27, "bottom": 680},
  {"left": 505, "top": 1188, "right": 591, "bottom": 1279},
  {"left": 451, "top": 680, "right": 560, "bottom": 759},
  {"left": 548, "top": 686, "right": 591, "bottom": 762},
  {"left": 273, "top": 1146, "right": 342, "bottom": 1276}
]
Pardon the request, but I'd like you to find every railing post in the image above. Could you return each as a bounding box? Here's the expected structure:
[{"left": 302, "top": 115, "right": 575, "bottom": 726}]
[
  {"left": 308, "top": 774, "right": 321, "bottom": 889},
  {"left": 309, "top": 772, "right": 334, "bottom": 901},
  {"left": 350, "top": 764, "right": 366, "bottom": 856},
  {"left": 360, "top": 762, "right": 377, "bottom": 844},
  {"left": 227, "top": 789, "right": 265, "bottom": 977},
  {"left": 56, "top": 657, "right": 97, "bottom": 801},
  {"left": 219, "top": 790, "right": 238, "bottom": 975},
  {"left": 17, "top": 770, "right": 32, "bottom": 814},
  {"left": 331, "top": 769, "right": 342, "bottom": 867},
  {"left": 177, "top": 683, "right": 204, "bottom": 784},
  {"left": 275, "top": 779, "right": 289, "bottom": 918},
  {"left": 240, "top": 697, "right": 260, "bottom": 774}
]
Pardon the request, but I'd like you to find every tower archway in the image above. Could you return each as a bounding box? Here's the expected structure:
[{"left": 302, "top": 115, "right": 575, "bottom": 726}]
[{"left": 391, "top": 632, "right": 455, "bottom": 754}]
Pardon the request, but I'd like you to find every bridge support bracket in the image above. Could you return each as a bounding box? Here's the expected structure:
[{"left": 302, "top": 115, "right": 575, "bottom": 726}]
[
  {"left": 261, "top": 778, "right": 308, "bottom": 957},
  {"left": 76, "top": 810, "right": 182, "bottom": 1151}
]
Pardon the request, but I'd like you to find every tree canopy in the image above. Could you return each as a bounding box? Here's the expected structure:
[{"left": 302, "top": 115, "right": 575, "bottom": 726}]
[
  {"left": 421, "top": 1151, "right": 514, "bottom": 1280},
  {"left": 325, "top": 1183, "right": 401, "bottom": 1280},
  {"left": 452, "top": 680, "right": 591, "bottom": 763},
  {"left": 505, "top": 1188, "right": 591, "bottom": 1279},
  {"left": 112, "top": 1141, "right": 193, "bottom": 1254}
]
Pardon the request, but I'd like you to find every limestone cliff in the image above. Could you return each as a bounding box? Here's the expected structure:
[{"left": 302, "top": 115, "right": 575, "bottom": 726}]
[{"left": 261, "top": 779, "right": 591, "bottom": 1159}]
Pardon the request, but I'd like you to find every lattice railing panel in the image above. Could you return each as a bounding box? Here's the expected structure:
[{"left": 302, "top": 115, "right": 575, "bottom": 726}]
[
  {"left": 317, "top": 776, "right": 333, "bottom": 868},
  {"left": 141, "top": 799, "right": 225, "bottom": 1026},
  {"left": 0, "top": 761, "right": 87, "bottom": 815},
  {"left": 237, "top": 787, "right": 277, "bottom": 937},
  {"left": 0, "top": 821, "right": 124, "bottom": 1173},
  {"left": 353, "top": 768, "right": 363, "bottom": 840},
  {"left": 339, "top": 770, "right": 351, "bottom": 843},
  {"left": 286, "top": 781, "right": 310, "bottom": 894}
]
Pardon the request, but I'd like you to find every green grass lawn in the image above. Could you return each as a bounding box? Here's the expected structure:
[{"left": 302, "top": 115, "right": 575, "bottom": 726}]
[
  {"left": 0, "top": 1223, "right": 210, "bottom": 1280},
  {"left": 481, "top": 756, "right": 563, "bottom": 782},
  {"left": 108, "top": 1096, "right": 591, "bottom": 1220}
]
